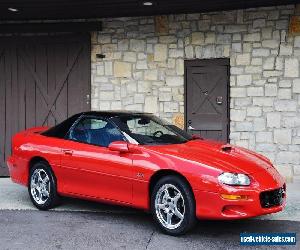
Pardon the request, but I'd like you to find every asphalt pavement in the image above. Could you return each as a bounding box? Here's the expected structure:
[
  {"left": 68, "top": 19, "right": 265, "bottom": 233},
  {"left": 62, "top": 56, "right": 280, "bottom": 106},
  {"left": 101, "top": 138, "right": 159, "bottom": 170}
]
[
  {"left": 1, "top": 178, "right": 300, "bottom": 249},
  {"left": 0, "top": 210, "right": 299, "bottom": 250}
]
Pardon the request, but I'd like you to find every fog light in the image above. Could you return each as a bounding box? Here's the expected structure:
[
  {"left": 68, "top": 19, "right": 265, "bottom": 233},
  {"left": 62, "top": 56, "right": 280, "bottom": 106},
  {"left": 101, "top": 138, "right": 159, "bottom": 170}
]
[{"left": 221, "top": 194, "right": 248, "bottom": 200}]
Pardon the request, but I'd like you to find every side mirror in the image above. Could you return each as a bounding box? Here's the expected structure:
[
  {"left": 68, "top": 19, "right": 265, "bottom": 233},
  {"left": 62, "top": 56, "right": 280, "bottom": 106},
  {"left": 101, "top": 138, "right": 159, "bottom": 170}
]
[{"left": 108, "top": 141, "right": 129, "bottom": 153}]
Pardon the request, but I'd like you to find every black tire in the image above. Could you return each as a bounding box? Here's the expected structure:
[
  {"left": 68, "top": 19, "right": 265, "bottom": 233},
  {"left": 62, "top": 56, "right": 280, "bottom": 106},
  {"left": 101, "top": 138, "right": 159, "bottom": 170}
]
[
  {"left": 151, "top": 175, "right": 196, "bottom": 236},
  {"left": 28, "top": 161, "right": 60, "bottom": 210}
]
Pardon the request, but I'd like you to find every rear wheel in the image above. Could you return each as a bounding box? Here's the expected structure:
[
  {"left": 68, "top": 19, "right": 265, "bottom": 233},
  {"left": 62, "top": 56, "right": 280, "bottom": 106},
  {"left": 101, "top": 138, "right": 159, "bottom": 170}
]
[
  {"left": 28, "top": 161, "right": 60, "bottom": 210},
  {"left": 151, "top": 175, "right": 196, "bottom": 236}
]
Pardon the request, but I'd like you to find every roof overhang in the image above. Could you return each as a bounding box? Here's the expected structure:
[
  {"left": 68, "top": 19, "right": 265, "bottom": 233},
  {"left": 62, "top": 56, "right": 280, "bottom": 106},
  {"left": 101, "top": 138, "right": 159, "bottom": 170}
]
[
  {"left": 0, "top": 21, "right": 102, "bottom": 33},
  {"left": 0, "top": 0, "right": 298, "bottom": 21}
]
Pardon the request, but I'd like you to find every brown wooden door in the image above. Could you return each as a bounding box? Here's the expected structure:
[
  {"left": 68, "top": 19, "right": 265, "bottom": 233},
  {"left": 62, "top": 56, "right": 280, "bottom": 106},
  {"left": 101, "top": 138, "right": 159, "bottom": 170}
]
[
  {"left": 0, "top": 34, "right": 91, "bottom": 176},
  {"left": 185, "top": 59, "right": 229, "bottom": 142}
]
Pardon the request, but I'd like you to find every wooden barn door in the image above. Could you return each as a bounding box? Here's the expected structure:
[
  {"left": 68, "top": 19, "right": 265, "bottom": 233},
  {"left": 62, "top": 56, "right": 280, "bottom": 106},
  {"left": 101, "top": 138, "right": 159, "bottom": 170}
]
[
  {"left": 185, "top": 59, "right": 229, "bottom": 142},
  {"left": 0, "top": 34, "right": 91, "bottom": 176}
]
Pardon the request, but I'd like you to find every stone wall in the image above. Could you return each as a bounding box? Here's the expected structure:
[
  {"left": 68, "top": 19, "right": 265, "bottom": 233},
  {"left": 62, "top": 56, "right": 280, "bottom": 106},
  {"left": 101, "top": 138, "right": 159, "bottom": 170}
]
[{"left": 91, "top": 5, "right": 300, "bottom": 180}]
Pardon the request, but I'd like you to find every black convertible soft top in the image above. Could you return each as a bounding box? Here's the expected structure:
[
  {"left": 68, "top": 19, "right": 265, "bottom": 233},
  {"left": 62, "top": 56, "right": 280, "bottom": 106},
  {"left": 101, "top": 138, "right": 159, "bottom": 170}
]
[
  {"left": 79, "top": 110, "right": 151, "bottom": 118},
  {"left": 41, "top": 111, "right": 151, "bottom": 139}
]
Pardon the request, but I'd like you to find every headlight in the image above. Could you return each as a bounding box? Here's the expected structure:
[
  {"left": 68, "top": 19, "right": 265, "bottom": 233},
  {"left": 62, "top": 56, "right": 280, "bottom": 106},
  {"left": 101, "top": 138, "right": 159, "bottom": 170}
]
[{"left": 218, "top": 172, "right": 250, "bottom": 186}]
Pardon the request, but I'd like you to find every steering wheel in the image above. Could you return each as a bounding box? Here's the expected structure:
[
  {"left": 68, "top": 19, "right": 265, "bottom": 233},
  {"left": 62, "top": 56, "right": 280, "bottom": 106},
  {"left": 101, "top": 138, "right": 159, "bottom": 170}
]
[{"left": 153, "top": 130, "right": 164, "bottom": 137}]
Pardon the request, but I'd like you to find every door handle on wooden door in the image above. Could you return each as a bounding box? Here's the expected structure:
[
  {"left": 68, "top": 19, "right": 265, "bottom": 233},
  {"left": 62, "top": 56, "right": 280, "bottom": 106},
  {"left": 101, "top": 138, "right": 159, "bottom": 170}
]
[
  {"left": 62, "top": 149, "right": 73, "bottom": 156},
  {"left": 216, "top": 96, "right": 223, "bottom": 105}
]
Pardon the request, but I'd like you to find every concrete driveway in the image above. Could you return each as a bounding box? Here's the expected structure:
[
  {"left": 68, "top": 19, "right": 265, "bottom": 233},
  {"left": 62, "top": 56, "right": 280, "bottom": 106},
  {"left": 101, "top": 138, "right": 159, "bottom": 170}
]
[{"left": 0, "top": 178, "right": 299, "bottom": 249}]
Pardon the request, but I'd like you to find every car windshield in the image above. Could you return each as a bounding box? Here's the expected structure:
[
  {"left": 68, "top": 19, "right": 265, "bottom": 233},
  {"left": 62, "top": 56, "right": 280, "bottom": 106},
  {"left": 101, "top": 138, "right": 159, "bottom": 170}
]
[{"left": 110, "top": 115, "right": 192, "bottom": 145}]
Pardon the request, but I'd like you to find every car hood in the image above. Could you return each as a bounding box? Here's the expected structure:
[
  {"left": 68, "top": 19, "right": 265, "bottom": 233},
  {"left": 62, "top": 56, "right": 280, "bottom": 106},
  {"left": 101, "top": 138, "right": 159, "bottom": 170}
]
[{"left": 145, "top": 140, "right": 273, "bottom": 174}]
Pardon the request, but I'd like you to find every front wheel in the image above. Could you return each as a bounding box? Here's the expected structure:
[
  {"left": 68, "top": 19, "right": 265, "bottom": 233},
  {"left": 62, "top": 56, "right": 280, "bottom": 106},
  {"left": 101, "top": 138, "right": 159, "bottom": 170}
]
[
  {"left": 28, "top": 161, "right": 60, "bottom": 210},
  {"left": 151, "top": 175, "right": 196, "bottom": 236}
]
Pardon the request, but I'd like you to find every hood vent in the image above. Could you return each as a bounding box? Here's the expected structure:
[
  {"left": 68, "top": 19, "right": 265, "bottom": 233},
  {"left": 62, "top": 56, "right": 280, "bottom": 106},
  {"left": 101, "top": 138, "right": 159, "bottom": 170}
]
[{"left": 221, "top": 144, "right": 233, "bottom": 152}]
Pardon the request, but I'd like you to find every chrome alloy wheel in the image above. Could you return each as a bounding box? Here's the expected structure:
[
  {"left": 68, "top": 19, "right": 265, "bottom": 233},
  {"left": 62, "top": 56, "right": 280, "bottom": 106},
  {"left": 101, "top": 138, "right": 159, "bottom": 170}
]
[
  {"left": 155, "top": 184, "right": 185, "bottom": 230},
  {"left": 30, "top": 169, "right": 50, "bottom": 205}
]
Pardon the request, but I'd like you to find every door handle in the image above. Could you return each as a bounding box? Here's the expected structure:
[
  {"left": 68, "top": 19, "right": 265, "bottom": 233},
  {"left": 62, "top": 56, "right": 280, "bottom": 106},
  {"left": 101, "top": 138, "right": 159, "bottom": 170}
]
[
  {"left": 62, "top": 149, "right": 73, "bottom": 156},
  {"left": 216, "top": 96, "right": 223, "bottom": 105}
]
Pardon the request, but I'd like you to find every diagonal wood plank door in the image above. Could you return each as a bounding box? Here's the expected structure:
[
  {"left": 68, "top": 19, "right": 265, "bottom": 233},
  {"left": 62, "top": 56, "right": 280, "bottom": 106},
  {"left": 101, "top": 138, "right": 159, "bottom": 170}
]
[
  {"left": 0, "top": 34, "right": 91, "bottom": 176},
  {"left": 185, "top": 59, "right": 229, "bottom": 142}
]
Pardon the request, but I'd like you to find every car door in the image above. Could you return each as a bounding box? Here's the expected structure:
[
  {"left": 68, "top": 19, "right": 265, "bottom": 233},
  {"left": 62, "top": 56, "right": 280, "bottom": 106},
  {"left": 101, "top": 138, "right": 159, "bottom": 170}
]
[{"left": 60, "top": 116, "right": 134, "bottom": 204}]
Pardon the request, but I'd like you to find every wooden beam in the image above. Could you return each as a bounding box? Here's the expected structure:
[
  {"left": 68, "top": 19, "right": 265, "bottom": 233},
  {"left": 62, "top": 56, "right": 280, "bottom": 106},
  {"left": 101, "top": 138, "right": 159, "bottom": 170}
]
[{"left": 0, "top": 21, "right": 102, "bottom": 33}]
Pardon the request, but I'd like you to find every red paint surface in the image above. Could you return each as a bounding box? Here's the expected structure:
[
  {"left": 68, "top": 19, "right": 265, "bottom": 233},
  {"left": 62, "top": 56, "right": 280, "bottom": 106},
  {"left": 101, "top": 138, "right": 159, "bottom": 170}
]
[{"left": 8, "top": 127, "right": 286, "bottom": 219}]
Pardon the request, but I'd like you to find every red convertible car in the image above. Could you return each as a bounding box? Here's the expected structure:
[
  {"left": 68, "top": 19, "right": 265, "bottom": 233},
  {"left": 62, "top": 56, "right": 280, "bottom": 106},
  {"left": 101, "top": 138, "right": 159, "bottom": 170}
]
[{"left": 8, "top": 111, "right": 286, "bottom": 235}]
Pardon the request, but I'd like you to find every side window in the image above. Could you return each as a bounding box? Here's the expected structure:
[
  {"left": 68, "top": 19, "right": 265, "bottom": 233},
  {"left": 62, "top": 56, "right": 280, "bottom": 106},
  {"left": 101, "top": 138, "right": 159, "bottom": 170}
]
[{"left": 69, "top": 117, "right": 124, "bottom": 147}]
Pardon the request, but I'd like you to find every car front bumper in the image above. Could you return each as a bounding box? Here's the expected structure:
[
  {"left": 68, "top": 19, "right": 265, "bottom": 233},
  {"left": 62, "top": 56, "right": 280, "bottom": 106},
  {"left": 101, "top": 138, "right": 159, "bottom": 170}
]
[
  {"left": 194, "top": 166, "right": 286, "bottom": 220},
  {"left": 194, "top": 185, "right": 286, "bottom": 220}
]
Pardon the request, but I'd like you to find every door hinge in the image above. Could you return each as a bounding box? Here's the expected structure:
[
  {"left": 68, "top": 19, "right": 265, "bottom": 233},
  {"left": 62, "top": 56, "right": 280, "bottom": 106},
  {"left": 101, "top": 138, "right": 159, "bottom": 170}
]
[{"left": 86, "top": 94, "right": 90, "bottom": 105}]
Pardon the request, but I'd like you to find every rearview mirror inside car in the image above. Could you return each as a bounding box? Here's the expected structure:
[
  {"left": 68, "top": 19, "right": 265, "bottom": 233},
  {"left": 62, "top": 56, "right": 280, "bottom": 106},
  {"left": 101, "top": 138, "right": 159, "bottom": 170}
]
[{"left": 138, "top": 118, "right": 150, "bottom": 125}]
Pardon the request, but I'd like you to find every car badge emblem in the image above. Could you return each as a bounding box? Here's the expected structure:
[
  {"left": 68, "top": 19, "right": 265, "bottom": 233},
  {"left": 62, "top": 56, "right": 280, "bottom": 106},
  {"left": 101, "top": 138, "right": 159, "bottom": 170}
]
[{"left": 137, "top": 173, "right": 144, "bottom": 178}]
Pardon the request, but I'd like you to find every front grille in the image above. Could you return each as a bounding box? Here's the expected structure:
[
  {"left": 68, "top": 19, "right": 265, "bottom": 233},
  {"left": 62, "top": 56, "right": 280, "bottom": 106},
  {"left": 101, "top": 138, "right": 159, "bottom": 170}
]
[{"left": 260, "top": 187, "right": 285, "bottom": 208}]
